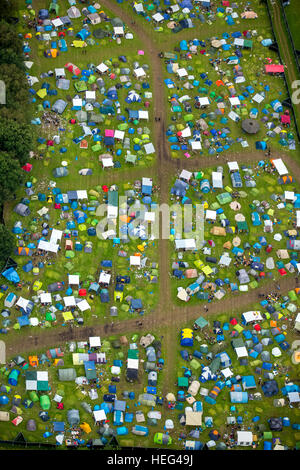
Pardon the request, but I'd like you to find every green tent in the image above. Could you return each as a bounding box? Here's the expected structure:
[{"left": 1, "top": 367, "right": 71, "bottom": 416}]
[
  {"left": 184, "top": 113, "right": 194, "bottom": 122},
  {"left": 29, "top": 391, "right": 39, "bottom": 402},
  {"left": 154, "top": 433, "right": 172, "bottom": 445},
  {"left": 194, "top": 316, "right": 208, "bottom": 329},
  {"left": 74, "top": 81, "right": 88, "bottom": 93},
  {"left": 190, "top": 359, "right": 201, "bottom": 370},
  {"left": 288, "top": 290, "right": 297, "bottom": 301},
  {"left": 40, "top": 395, "right": 51, "bottom": 410},
  {"left": 177, "top": 377, "right": 189, "bottom": 388},
  {"left": 128, "top": 349, "right": 139, "bottom": 360}
]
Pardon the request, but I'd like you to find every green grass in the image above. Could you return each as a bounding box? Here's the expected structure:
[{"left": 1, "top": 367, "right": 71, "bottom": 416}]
[{"left": 285, "top": 5, "right": 300, "bottom": 50}]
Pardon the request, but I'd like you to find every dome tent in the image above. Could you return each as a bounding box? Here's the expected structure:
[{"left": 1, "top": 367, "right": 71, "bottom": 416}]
[{"left": 67, "top": 409, "right": 80, "bottom": 426}]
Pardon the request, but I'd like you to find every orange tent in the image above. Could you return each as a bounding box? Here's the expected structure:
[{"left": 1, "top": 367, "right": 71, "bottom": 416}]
[{"left": 29, "top": 356, "right": 39, "bottom": 367}]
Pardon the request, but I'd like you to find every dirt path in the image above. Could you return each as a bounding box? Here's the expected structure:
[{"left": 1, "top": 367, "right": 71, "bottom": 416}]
[{"left": 5, "top": 1, "right": 300, "bottom": 359}]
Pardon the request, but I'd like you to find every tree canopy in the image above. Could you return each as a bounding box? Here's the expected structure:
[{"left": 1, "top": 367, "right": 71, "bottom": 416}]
[
  {"left": 0, "top": 119, "right": 32, "bottom": 165},
  {"left": 0, "top": 224, "right": 15, "bottom": 270},
  {"left": 0, "top": 152, "right": 24, "bottom": 206}
]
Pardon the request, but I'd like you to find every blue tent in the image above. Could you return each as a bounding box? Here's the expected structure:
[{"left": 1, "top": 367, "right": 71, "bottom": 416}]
[
  {"left": 131, "top": 299, "right": 143, "bottom": 310},
  {"left": 17, "top": 316, "right": 30, "bottom": 327},
  {"left": 2, "top": 268, "right": 20, "bottom": 284}
]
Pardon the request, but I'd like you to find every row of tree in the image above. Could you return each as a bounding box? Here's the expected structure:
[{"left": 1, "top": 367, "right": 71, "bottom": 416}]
[{"left": 0, "top": 4, "right": 34, "bottom": 268}]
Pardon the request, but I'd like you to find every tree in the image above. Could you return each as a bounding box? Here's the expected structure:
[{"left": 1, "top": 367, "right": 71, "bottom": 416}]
[
  {"left": 0, "top": 1, "right": 18, "bottom": 21},
  {"left": 0, "top": 64, "right": 28, "bottom": 115},
  {"left": 0, "top": 152, "right": 23, "bottom": 206},
  {"left": 0, "top": 119, "right": 33, "bottom": 165},
  {"left": 0, "top": 20, "right": 22, "bottom": 55},
  {"left": 0, "top": 224, "right": 15, "bottom": 270},
  {"left": 0, "top": 48, "right": 24, "bottom": 69}
]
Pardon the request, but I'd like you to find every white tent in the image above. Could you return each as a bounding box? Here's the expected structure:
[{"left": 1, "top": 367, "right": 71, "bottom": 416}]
[
  {"left": 99, "top": 272, "right": 111, "bottom": 284},
  {"left": 93, "top": 409, "right": 106, "bottom": 423},
  {"left": 96, "top": 63, "right": 109, "bottom": 74},
  {"left": 179, "top": 170, "right": 192, "bottom": 181},
  {"left": 237, "top": 431, "right": 253, "bottom": 446},
  {"left": 68, "top": 274, "right": 80, "bottom": 285},
  {"left": 77, "top": 300, "right": 91, "bottom": 312},
  {"left": 272, "top": 158, "right": 288, "bottom": 176},
  {"left": 175, "top": 239, "right": 196, "bottom": 250},
  {"left": 235, "top": 346, "right": 248, "bottom": 358},
  {"left": 130, "top": 256, "right": 141, "bottom": 266},
  {"left": 40, "top": 293, "right": 52, "bottom": 304},
  {"left": 89, "top": 336, "right": 101, "bottom": 348},
  {"left": 63, "top": 296, "right": 76, "bottom": 307},
  {"left": 212, "top": 172, "right": 223, "bottom": 189}
]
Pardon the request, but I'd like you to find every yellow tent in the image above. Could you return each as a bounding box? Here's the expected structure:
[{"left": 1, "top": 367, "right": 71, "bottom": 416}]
[
  {"left": 194, "top": 259, "right": 204, "bottom": 269},
  {"left": 72, "top": 40, "right": 85, "bottom": 48},
  {"left": 37, "top": 89, "right": 47, "bottom": 99},
  {"left": 63, "top": 311, "right": 74, "bottom": 322},
  {"left": 80, "top": 422, "right": 92, "bottom": 434},
  {"left": 202, "top": 265, "right": 213, "bottom": 276},
  {"left": 72, "top": 353, "right": 83, "bottom": 365}
]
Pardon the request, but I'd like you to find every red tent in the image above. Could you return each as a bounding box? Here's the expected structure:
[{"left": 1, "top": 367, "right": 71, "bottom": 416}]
[
  {"left": 230, "top": 318, "right": 238, "bottom": 325},
  {"left": 79, "top": 289, "right": 87, "bottom": 297},
  {"left": 278, "top": 268, "right": 287, "bottom": 276},
  {"left": 265, "top": 64, "right": 284, "bottom": 74},
  {"left": 22, "top": 163, "right": 32, "bottom": 172},
  {"left": 254, "top": 324, "right": 261, "bottom": 331},
  {"left": 102, "top": 185, "right": 109, "bottom": 192}
]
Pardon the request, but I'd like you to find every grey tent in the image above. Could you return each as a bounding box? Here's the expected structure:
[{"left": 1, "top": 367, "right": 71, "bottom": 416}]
[
  {"left": 79, "top": 169, "right": 93, "bottom": 176},
  {"left": 67, "top": 409, "right": 80, "bottom": 426},
  {"left": 111, "top": 17, "right": 123, "bottom": 27},
  {"left": 138, "top": 393, "right": 156, "bottom": 407},
  {"left": 93, "top": 29, "right": 108, "bottom": 39},
  {"left": 56, "top": 79, "right": 70, "bottom": 90},
  {"left": 58, "top": 368, "right": 77, "bottom": 381},
  {"left": 81, "top": 402, "right": 92, "bottom": 414},
  {"left": 76, "top": 110, "right": 87, "bottom": 122},
  {"left": 261, "top": 351, "right": 270, "bottom": 361},
  {"left": 67, "top": 6, "right": 81, "bottom": 18},
  {"left": 242, "top": 119, "right": 260, "bottom": 134},
  {"left": 26, "top": 419, "right": 36, "bottom": 431},
  {"left": 52, "top": 99, "right": 67, "bottom": 114},
  {"left": 53, "top": 167, "right": 68, "bottom": 178},
  {"left": 110, "top": 306, "right": 118, "bottom": 316},
  {"left": 14, "top": 203, "right": 30, "bottom": 217}
]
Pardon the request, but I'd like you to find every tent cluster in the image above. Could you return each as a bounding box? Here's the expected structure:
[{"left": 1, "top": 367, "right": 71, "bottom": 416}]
[
  {"left": 24, "top": 3, "right": 133, "bottom": 60},
  {"left": 1, "top": 178, "right": 159, "bottom": 331},
  {"left": 130, "top": 0, "right": 258, "bottom": 33},
  {"left": 163, "top": 32, "right": 295, "bottom": 158},
  {"left": 174, "top": 295, "right": 300, "bottom": 449},
  {"left": 171, "top": 159, "right": 300, "bottom": 304},
  {"left": 26, "top": 55, "right": 155, "bottom": 169},
  {"left": 0, "top": 332, "right": 168, "bottom": 447}
]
